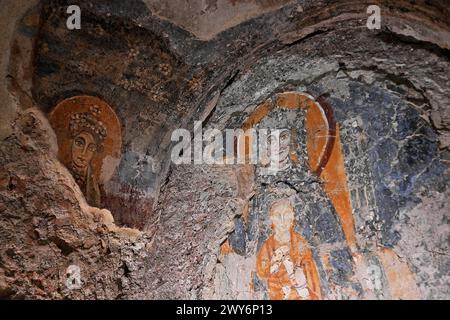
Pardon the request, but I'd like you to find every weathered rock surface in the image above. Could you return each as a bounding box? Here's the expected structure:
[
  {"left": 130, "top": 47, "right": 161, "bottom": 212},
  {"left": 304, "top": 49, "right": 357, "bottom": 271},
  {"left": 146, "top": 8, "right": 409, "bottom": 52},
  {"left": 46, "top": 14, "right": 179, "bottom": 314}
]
[
  {"left": 0, "top": 109, "right": 148, "bottom": 299},
  {"left": 0, "top": 0, "right": 448, "bottom": 299}
]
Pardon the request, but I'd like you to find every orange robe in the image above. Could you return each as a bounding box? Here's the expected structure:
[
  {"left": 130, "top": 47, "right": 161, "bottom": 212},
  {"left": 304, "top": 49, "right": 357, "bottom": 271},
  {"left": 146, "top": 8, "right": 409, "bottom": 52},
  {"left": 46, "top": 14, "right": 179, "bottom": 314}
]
[{"left": 256, "top": 228, "right": 322, "bottom": 300}]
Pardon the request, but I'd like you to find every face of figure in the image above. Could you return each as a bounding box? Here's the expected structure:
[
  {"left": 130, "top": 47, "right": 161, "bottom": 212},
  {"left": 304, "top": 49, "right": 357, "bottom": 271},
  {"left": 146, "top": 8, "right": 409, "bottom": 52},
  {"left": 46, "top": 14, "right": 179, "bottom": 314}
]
[
  {"left": 71, "top": 131, "right": 97, "bottom": 170},
  {"left": 268, "top": 130, "right": 291, "bottom": 169},
  {"left": 278, "top": 129, "right": 291, "bottom": 160},
  {"left": 269, "top": 200, "right": 294, "bottom": 243}
]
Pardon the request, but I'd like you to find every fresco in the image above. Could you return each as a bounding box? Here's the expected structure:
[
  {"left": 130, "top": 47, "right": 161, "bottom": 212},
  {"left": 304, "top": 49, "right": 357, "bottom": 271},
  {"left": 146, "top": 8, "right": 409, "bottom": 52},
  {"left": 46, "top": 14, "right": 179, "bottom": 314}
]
[
  {"left": 218, "top": 92, "right": 421, "bottom": 300},
  {"left": 256, "top": 198, "right": 321, "bottom": 300},
  {"left": 49, "top": 96, "right": 122, "bottom": 208}
]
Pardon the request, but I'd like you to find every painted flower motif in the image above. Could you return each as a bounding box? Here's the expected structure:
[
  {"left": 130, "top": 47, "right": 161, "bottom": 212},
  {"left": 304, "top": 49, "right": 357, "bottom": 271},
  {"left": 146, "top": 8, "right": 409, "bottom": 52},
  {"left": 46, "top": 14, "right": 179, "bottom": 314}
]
[{"left": 159, "top": 63, "right": 172, "bottom": 77}]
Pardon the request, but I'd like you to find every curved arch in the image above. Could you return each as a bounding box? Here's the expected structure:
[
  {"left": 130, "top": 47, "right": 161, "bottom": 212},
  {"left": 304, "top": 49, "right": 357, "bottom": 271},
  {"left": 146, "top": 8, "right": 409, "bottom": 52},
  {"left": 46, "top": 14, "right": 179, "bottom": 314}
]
[{"left": 240, "top": 92, "right": 357, "bottom": 250}]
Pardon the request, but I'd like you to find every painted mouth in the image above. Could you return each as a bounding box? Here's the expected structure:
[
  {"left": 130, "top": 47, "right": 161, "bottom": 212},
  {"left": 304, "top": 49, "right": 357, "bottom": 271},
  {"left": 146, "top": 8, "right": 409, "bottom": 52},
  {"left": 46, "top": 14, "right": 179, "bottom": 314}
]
[{"left": 74, "top": 157, "right": 87, "bottom": 166}]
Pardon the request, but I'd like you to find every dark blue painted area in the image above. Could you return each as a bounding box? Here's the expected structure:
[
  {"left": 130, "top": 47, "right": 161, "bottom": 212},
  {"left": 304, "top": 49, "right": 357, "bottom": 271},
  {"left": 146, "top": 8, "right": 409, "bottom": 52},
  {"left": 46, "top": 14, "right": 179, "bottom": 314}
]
[
  {"left": 229, "top": 217, "right": 247, "bottom": 255},
  {"left": 297, "top": 199, "right": 345, "bottom": 245},
  {"left": 329, "top": 249, "right": 354, "bottom": 283},
  {"left": 325, "top": 81, "right": 448, "bottom": 247}
]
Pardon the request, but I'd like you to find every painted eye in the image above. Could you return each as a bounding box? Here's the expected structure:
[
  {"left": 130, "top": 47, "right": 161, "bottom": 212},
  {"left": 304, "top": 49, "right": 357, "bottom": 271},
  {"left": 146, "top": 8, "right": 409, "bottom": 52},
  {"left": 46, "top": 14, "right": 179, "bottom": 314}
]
[
  {"left": 88, "top": 144, "right": 97, "bottom": 152},
  {"left": 75, "top": 138, "right": 84, "bottom": 147}
]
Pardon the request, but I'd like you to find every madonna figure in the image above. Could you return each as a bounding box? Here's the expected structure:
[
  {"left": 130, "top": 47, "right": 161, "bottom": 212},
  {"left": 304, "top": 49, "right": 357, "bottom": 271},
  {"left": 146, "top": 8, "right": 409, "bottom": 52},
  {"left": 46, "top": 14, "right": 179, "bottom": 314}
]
[{"left": 68, "top": 106, "right": 107, "bottom": 207}]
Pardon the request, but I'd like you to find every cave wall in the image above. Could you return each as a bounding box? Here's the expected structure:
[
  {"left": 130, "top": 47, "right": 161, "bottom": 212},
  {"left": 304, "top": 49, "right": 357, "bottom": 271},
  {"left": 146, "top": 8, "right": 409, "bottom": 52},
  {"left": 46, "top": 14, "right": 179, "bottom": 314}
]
[
  {"left": 0, "top": 0, "right": 449, "bottom": 299},
  {"left": 0, "top": 108, "right": 148, "bottom": 299}
]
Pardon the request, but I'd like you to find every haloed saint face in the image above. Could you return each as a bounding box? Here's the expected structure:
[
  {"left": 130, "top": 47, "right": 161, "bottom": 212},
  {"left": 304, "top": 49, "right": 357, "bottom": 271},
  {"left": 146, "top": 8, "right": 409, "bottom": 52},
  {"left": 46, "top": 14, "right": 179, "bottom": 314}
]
[
  {"left": 278, "top": 130, "right": 291, "bottom": 160},
  {"left": 71, "top": 131, "right": 97, "bottom": 170},
  {"left": 267, "top": 129, "right": 291, "bottom": 167},
  {"left": 269, "top": 201, "right": 294, "bottom": 241}
]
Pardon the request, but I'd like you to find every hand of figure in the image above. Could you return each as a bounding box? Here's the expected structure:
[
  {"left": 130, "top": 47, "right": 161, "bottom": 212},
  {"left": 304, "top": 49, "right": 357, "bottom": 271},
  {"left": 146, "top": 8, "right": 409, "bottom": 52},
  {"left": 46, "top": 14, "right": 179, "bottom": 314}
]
[
  {"left": 293, "top": 267, "right": 307, "bottom": 288},
  {"left": 292, "top": 267, "right": 310, "bottom": 298},
  {"left": 270, "top": 246, "right": 289, "bottom": 274}
]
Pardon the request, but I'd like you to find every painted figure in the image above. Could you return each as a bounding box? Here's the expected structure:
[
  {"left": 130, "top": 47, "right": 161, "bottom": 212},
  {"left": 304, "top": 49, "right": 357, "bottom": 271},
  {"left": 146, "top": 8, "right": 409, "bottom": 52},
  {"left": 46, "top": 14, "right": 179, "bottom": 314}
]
[
  {"left": 68, "top": 106, "right": 107, "bottom": 207},
  {"left": 256, "top": 198, "right": 322, "bottom": 300},
  {"left": 264, "top": 129, "right": 291, "bottom": 173},
  {"left": 49, "top": 96, "right": 122, "bottom": 209}
]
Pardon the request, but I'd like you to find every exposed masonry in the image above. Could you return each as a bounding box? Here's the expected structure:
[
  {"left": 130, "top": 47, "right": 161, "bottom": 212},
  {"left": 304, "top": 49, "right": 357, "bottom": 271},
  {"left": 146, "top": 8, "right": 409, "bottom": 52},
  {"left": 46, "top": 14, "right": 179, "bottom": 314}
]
[{"left": 0, "top": 0, "right": 448, "bottom": 299}]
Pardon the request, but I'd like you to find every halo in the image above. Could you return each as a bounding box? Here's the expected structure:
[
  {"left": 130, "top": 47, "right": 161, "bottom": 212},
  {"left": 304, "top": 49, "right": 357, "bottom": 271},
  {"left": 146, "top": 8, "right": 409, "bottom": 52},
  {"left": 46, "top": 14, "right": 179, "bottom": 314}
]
[
  {"left": 243, "top": 92, "right": 333, "bottom": 173},
  {"left": 49, "top": 95, "right": 122, "bottom": 184}
]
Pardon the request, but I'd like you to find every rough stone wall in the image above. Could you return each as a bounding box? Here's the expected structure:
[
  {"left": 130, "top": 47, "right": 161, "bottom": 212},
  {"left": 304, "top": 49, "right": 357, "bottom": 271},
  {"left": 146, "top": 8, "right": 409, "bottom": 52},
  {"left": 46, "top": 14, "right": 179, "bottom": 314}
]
[
  {"left": 0, "top": 0, "right": 39, "bottom": 141},
  {"left": 32, "top": 0, "right": 195, "bottom": 228},
  {"left": 0, "top": 109, "right": 148, "bottom": 299},
  {"left": 146, "top": 3, "right": 449, "bottom": 299},
  {"left": 0, "top": 0, "right": 448, "bottom": 299},
  {"left": 145, "top": 164, "right": 246, "bottom": 299},
  {"left": 202, "top": 44, "right": 448, "bottom": 298},
  {"left": 143, "top": 0, "right": 294, "bottom": 40}
]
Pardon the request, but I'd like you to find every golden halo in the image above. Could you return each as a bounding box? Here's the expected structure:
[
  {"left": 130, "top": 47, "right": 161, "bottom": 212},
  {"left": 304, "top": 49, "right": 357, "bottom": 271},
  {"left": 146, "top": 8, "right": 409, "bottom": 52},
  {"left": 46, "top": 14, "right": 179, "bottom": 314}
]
[{"left": 49, "top": 95, "right": 122, "bottom": 184}]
